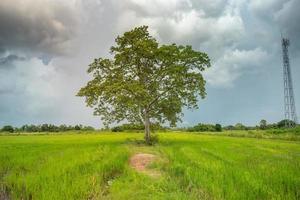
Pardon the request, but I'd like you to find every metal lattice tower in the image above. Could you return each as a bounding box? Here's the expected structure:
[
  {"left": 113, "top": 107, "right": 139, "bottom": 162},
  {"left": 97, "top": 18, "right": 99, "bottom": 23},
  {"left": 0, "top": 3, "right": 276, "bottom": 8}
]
[{"left": 281, "top": 37, "right": 298, "bottom": 127}]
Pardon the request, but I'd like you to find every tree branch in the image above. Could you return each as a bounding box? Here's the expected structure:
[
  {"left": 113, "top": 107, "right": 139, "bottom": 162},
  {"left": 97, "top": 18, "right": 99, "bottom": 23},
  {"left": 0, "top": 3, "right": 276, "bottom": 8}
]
[
  {"left": 138, "top": 106, "right": 144, "bottom": 123},
  {"left": 147, "top": 87, "right": 173, "bottom": 111}
]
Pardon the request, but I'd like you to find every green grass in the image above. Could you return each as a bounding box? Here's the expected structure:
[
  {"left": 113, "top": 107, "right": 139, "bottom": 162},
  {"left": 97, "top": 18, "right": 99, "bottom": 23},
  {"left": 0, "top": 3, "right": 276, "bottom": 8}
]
[{"left": 0, "top": 132, "right": 299, "bottom": 199}]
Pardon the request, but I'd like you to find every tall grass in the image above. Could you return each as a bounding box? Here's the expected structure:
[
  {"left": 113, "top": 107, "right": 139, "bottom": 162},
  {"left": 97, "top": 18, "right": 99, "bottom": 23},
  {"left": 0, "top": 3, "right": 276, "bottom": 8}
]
[{"left": 0, "top": 132, "right": 299, "bottom": 199}]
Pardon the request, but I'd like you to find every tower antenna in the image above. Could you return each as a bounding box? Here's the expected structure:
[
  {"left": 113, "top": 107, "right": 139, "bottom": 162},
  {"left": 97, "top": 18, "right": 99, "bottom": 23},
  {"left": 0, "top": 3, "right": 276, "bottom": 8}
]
[{"left": 281, "top": 36, "right": 298, "bottom": 127}]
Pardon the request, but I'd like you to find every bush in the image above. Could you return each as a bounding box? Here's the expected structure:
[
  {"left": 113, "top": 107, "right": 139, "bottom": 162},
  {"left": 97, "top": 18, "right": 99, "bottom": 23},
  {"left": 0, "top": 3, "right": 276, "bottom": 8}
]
[
  {"left": 1, "top": 125, "right": 14, "bottom": 133},
  {"left": 267, "top": 126, "right": 300, "bottom": 135},
  {"left": 148, "top": 134, "right": 159, "bottom": 145}
]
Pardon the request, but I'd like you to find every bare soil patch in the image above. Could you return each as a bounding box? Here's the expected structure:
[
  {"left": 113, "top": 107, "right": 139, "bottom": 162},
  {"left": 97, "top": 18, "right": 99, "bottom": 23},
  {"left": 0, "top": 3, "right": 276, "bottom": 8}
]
[{"left": 129, "top": 153, "right": 160, "bottom": 177}]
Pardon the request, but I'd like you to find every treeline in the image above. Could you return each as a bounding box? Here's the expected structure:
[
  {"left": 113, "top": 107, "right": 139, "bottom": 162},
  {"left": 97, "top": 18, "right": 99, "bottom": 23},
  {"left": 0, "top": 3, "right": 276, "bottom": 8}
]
[
  {"left": 182, "top": 119, "right": 298, "bottom": 132},
  {"left": 1, "top": 119, "right": 298, "bottom": 134},
  {"left": 223, "top": 119, "right": 297, "bottom": 130},
  {"left": 0, "top": 124, "right": 95, "bottom": 133},
  {"left": 186, "top": 123, "right": 222, "bottom": 132}
]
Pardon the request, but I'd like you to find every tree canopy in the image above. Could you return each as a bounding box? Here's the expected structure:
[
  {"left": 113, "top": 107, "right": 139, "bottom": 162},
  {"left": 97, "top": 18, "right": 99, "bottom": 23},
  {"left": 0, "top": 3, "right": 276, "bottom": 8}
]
[
  {"left": 77, "top": 26, "right": 211, "bottom": 144},
  {"left": 259, "top": 119, "right": 267, "bottom": 129}
]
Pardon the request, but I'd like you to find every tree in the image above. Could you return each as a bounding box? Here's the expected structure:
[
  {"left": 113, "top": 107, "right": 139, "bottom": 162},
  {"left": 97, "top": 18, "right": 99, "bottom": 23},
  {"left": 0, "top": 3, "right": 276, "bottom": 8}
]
[
  {"left": 77, "top": 26, "right": 210, "bottom": 144},
  {"left": 259, "top": 119, "right": 267, "bottom": 130},
  {"left": 215, "top": 124, "right": 222, "bottom": 132},
  {"left": 187, "top": 123, "right": 216, "bottom": 132},
  {"left": 235, "top": 123, "right": 246, "bottom": 130},
  {"left": 1, "top": 125, "right": 14, "bottom": 133},
  {"left": 277, "top": 119, "right": 296, "bottom": 128},
  {"left": 224, "top": 125, "right": 235, "bottom": 130},
  {"left": 74, "top": 125, "right": 82, "bottom": 130}
]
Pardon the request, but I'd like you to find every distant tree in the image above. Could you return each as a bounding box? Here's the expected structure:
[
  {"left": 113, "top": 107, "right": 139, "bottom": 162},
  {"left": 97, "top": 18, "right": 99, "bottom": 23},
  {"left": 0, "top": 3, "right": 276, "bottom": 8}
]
[
  {"left": 17, "top": 124, "right": 95, "bottom": 132},
  {"left": 74, "top": 125, "right": 82, "bottom": 130},
  {"left": 1, "top": 125, "right": 14, "bottom": 133},
  {"left": 187, "top": 123, "right": 216, "bottom": 132},
  {"left": 77, "top": 26, "right": 210, "bottom": 144},
  {"left": 215, "top": 124, "right": 222, "bottom": 132},
  {"left": 59, "top": 124, "right": 69, "bottom": 131},
  {"left": 277, "top": 119, "right": 296, "bottom": 128},
  {"left": 41, "top": 124, "right": 49, "bottom": 132},
  {"left": 82, "top": 126, "right": 95, "bottom": 131},
  {"left": 20, "top": 125, "right": 28, "bottom": 132},
  {"left": 21, "top": 124, "right": 38, "bottom": 132},
  {"left": 259, "top": 119, "right": 267, "bottom": 130},
  {"left": 111, "top": 126, "right": 123, "bottom": 132},
  {"left": 224, "top": 125, "right": 235, "bottom": 130},
  {"left": 235, "top": 123, "right": 246, "bottom": 130},
  {"left": 266, "top": 123, "right": 278, "bottom": 129}
]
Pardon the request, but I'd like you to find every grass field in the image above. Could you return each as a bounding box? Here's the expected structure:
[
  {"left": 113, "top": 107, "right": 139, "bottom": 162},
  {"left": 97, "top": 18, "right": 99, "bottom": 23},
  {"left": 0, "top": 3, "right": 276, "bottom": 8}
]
[{"left": 0, "top": 132, "right": 299, "bottom": 199}]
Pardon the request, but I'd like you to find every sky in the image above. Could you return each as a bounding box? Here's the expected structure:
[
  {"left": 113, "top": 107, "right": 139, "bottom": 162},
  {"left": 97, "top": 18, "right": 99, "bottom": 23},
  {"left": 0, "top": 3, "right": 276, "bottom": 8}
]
[{"left": 0, "top": 0, "right": 299, "bottom": 128}]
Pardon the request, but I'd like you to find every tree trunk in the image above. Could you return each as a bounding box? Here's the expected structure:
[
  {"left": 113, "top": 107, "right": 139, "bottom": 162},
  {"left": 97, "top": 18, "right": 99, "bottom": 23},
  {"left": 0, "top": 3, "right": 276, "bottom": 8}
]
[{"left": 144, "top": 111, "right": 151, "bottom": 144}]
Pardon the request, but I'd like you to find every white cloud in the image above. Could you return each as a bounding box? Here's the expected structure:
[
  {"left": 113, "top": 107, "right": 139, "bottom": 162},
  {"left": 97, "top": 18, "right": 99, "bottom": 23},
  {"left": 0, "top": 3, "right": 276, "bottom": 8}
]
[{"left": 118, "top": 0, "right": 245, "bottom": 58}]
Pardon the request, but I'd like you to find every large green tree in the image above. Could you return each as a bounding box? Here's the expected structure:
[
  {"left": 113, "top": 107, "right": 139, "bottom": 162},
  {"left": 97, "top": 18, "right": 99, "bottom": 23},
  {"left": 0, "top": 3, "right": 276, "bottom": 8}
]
[{"left": 77, "top": 26, "right": 210, "bottom": 144}]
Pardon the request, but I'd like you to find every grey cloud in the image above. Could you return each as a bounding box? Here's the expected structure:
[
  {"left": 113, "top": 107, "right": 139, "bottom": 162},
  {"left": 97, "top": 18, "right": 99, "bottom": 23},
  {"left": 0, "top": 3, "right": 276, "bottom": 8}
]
[
  {"left": 126, "top": 0, "right": 192, "bottom": 17},
  {"left": 0, "top": 88, "right": 13, "bottom": 95},
  {"left": 0, "top": 55, "right": 25, "bottom": 67},
  {"left": 121, "top": 0, "right": 244, "bottom": 53},
  {"left": 205, "top": 48, "right": 270, "bottom": 87},
  {"left": 191, "top": 0, "right": 228, "bottom": 17},
  {"left": 0, "top": 0, "right": 78, "bottom": 59},
  {"left": 247, "top": 0, "right": 300, "bottom": 52},
  {"left": 275, "top": 0, "right": 300, "bottom": 52}
]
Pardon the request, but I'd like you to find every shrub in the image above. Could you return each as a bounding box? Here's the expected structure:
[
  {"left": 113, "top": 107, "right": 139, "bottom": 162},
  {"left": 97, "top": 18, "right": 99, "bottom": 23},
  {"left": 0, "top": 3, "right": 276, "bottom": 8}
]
[
  {"left": 267, "top": 126, "right": 300, "bottom": 135},
  {"left": 148, "top": 134, "right": 159, "bottom": 145}
]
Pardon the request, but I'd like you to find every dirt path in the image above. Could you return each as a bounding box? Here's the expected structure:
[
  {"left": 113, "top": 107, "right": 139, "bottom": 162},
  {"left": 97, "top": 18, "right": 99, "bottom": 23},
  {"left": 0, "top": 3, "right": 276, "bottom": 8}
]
[{"left": 129, "top": 153, "right": 160, "bottom": 177}]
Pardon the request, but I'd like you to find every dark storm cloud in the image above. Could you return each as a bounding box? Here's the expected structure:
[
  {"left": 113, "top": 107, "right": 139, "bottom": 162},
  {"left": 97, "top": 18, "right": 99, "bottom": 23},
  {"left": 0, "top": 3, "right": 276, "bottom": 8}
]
[
  {"left": 0, "top": 0, "right": 78, "bottom": 59},
  {"left": 248, "top": 0, "right": 300, "bottom": 51},
  {"left": 275, "top": 0, "right": 300, "bottom": 51},
  {"left": 0, "top": 55, "right": 25, "bottom": 67}
]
